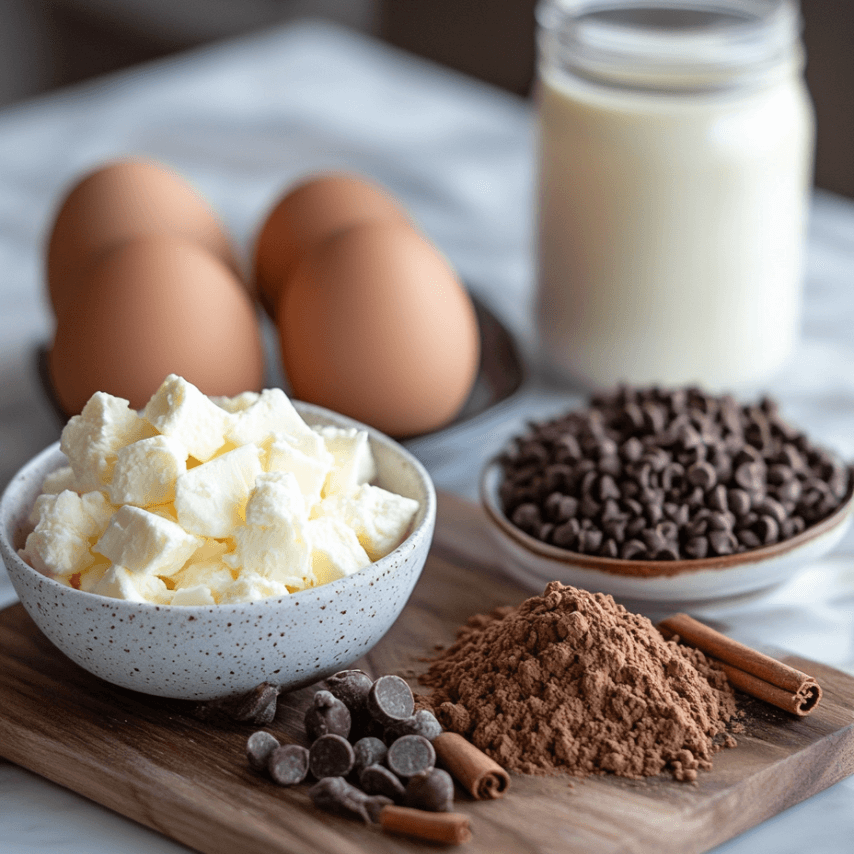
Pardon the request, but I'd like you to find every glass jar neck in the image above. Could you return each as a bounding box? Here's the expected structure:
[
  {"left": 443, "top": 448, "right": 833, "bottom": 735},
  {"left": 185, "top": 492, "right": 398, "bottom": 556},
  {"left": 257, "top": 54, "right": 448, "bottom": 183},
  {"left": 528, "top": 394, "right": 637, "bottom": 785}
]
[{"left": 537, "top": 0, "right": 804, "bottom": 94}]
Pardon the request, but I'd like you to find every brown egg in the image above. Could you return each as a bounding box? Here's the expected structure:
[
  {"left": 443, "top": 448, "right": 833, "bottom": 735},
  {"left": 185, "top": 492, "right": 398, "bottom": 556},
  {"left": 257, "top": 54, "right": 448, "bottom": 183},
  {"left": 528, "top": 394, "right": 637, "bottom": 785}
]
[
  {"left": 253, "top": 172, "right": 409, "bottom": 315},
  {"left": 47, "top": 159, "right": 239, "bottom": 318},
  {"left": 278, "top": 220, "right": 480, "bottom": 438},
  {"left": 49, "top": 235, "right": 263, "bottom": 414}
]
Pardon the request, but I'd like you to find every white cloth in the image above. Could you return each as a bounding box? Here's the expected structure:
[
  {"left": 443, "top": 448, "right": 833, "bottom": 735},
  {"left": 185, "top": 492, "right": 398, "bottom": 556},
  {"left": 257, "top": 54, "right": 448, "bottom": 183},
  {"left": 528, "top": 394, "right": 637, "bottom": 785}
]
[{"left": 1, "top": 20, "right": 852, "bottom": 854}]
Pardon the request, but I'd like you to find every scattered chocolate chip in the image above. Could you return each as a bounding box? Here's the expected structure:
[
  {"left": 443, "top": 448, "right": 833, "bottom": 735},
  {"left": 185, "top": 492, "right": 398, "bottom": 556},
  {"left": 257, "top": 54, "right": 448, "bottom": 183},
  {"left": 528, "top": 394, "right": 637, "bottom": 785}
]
[
  {"left": 384, "top": 709, "right": 443, "bottom": 743},
  {"left": 304, "top": 690, "right": 351, "bottom": 741},
  {"left": 269, "top": 744, "right": 310, "bottom": 786},
  {"left": 309, "top": 776, "right": 391, "bottom": 824},
  {"left": 405, "top": 768, "right": 455, "bottom": 813},
  {"left": 368, "top": 675, "right": 415, "bottom": 726},
  {"left": 359, "top": 763, "right": 406, "bottom": 802},
  {"left": 246, "top": 730, "right": 280, "bottom": 773},
  {"left": 352, "top": 736, "right": 388, "bottom": 775},
  {"left": 194, "top": 681, "right": 280, "bottom": 726},
  {"left": 309, "top": 733, "right": 355, "bottom": 779},
  {"left": 386, "top": 735, "right": 437, "bottom": 778},
  {"left": 325, "top": 670, "right": 373, "bottom": 714}
]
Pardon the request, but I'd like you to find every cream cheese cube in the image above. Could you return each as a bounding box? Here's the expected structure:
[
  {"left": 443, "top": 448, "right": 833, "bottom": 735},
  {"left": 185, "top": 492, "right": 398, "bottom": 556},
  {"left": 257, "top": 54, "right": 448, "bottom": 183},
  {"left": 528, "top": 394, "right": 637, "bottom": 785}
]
[
  {"left": 172, "top": 557, "right": 234, "bottom": 602},
  {"left": 143, "top": 374, "right": 232, "bottom": 462},
  {"left": 320, "top": 484, "right": 418, "bottom": 560},
  {"left": 20, "top": 490, "right": 114, "bottom": 577},
  {"left": 170, "top": 585, "right": 217, "bottom": 606},
  {"left": 94, "top": 505, "right": 203, "bottom": 577},
  {"left": 93, "top": 565, "right": 171, "bottom": 603},
  {"left": 317, "top": 427, "right": 377, "bottom": 497},
  {"left": 226, "top": 388, "right": 314, "bottom": 446},
  {"left": 307, "top": 516, "right": 371, "bottom": 585},
  {"left": 220, "top": 573, "right": 290, "bottom": 603},
  {"left": 77, "top": 561, "right": 109, "bottom": 593},
  {"left": 109, "top": 434, "right": 188, "bottom": 507},
  {"left": 265, "top": 430, "right": 333, "bottom": 505},
  {"left": 41, "top": 466, "right": 79, "bottom": 495},
  {"left": 211, "top": 391, "right": 261, "bottom": 413},
  {"left": 225, "top": 472, "right": 312, "bottom": 587},
  {"left": 61, "top": 392, "right": 153, "bottom": 491},
  {"left": 174, "top": 443, "right": 262, "bottom": 538},
  {"left": 244, "top": 471, "right": 306, "bottom": 525}
]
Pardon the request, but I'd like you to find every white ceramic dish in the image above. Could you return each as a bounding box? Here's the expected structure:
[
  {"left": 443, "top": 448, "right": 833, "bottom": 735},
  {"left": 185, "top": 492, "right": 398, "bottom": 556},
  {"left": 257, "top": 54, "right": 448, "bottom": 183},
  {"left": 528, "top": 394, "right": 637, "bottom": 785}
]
[
  {"left": 0, "top": 402, "right": 436, "bottom": 701},
  {"left": 480, "top": 458, "right": 854, "bottom": 610}
]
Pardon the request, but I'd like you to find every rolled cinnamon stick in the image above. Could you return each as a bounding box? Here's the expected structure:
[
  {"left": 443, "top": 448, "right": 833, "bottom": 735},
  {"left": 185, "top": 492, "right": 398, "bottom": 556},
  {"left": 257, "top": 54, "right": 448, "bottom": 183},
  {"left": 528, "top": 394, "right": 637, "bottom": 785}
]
[
  {"left": 658, "top": 613, "right": 822, "bottom": 716},
  {"left": 378, "top": 805, "right": 471, "bottom": 844},
  {"left": 433, "top": 731, "right": 510, "bottom": 799}
]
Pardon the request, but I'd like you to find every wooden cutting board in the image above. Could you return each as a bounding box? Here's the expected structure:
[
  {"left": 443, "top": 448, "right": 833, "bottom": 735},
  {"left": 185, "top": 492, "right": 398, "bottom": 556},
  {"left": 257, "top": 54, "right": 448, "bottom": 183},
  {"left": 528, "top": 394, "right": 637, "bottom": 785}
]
[{"left": 1, "top": 551, "right": 853, "bottom": 854}]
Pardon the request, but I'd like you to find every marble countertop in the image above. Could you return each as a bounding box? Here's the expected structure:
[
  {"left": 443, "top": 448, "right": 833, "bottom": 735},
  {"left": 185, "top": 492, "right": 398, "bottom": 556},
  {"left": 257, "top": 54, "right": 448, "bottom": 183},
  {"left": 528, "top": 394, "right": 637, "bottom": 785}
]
[{"left": 1, "top": 19, "right": 853, "bottom": 854}]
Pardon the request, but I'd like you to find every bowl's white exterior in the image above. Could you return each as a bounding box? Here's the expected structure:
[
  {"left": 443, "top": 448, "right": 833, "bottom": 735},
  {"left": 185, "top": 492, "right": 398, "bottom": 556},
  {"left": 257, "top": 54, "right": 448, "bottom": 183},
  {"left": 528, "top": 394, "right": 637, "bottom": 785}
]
[
  {"left": 480, "top": 459, "right": 853, "bottom": 611},
  {"left": 0, "top": 402, "right": 435, "bottom": 700}
]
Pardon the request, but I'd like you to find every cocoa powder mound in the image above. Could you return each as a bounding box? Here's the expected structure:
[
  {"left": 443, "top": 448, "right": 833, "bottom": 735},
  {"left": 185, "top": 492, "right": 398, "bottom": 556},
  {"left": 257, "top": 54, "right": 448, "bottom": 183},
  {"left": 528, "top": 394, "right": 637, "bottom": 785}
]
[{"left": 419, "top": 581, "right": 737, "bottom": 782}]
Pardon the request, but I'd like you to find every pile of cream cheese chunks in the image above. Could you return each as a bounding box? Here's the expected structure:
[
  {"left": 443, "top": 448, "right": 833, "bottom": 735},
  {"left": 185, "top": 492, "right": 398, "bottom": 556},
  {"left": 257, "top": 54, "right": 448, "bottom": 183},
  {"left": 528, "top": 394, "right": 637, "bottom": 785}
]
[{"left": 20, "top": 375, "right": 419, "bottom": 605}]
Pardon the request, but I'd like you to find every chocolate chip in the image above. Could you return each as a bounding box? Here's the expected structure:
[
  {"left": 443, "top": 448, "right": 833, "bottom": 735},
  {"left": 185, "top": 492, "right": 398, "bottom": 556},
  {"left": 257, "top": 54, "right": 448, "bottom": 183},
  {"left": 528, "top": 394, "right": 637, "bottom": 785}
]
[
  {"left": 269, "top": 744, "right": 310, "bottom": 786},
  {"left": 600, "top": 538, "right": 619, "bottom": 558},
  {"left": 309, "top": 776, "right": 391, "bottom": 824},
  {"left": 755, "top": 515, "right": 780, "bottom": 544},
  {"left": 352, "top": 736, "right": 388, "bottom": 775},
  {"left": 577, "top": 527, "right": 603, "bottom": 553},
  {"left": 511, "top": 502, "right": 541, "bottom": 534},
  {"left": 552, "top": 518, "right": 580, "bottom": 548},
  {"left": 684, "top": 537, "right": 708, "bottom": 558},
  {"left": 734, "top": 461, "right": 764, "bottom": 492},
  {"left": 305, "top": 690, "right": 351, "bottom": 741},
  {"left": 386, "top": 735, "right": 436, "bottom": 778},
  {"left": 708, "top": 530, "right": 737, "bottom": 555},
  {"left": 325, "top": 670, "right": 373, "bottom": 714},
  {"left": 621, "top": 539, "right": 647, "bottom": 560},
  {"left": 194, "top": 681, "right": 280, "bottom": 726},
  {"left": 737, "top": 529, "right": 761, "bottom": 549},
  {"left": 781, "top": 516, "right": 806, "bottom": 538},
  {"left": 621, "top": 436, "right": 644, "bottom": 461},
  {"left": 367, "top": 675, "right": 415, "bottom": 726},
  {"left": 405, "top": 768, "right": 455, "bottom": 813},
  {"left": 246, "top": 730, "right": 280, "bottom": 773},
  {"left": 687, "top": 461, "right": 717, "bottom": 490},
  {"left": 727, "top": 489, "right": 752, "bottom": 517},
  {"left": 708, "top": 484, "right": 728, "bottom": 512},
  {"left": 309, "top": 733, "right": 355, "bottom": 779},
  {"left": 359, "top": 764, "right": 406, "bottom": 802},
  {"left": 776, "top": 478, "right": 802, "bottom": 503},
  {"left": 384, "top": 709, "right": 443, "bottom": 743},
  {"left": 754, "top": 497, "right": 787, "bottom": 524}
]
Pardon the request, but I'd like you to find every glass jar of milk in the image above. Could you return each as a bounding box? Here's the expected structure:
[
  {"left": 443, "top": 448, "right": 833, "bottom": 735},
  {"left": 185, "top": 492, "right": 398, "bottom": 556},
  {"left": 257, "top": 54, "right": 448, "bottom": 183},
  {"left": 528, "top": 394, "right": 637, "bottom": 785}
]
[{"left": 535, "top": 0, "right": 814, "bottom": 390}]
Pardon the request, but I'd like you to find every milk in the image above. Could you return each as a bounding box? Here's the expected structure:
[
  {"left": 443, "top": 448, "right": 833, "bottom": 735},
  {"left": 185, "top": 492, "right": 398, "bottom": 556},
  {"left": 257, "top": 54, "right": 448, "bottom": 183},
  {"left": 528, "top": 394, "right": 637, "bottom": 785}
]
[{"left": 535, "top": 2, "right": 815, "bottom": 390}]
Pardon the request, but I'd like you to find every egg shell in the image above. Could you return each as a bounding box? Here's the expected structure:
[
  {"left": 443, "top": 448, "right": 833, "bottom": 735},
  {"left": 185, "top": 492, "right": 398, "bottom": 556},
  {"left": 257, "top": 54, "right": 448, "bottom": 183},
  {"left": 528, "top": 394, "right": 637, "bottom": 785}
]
[
  {"left": 47, "top": 159, "right": 240, "bottom": 318},
  {"left": 48, "top": 234, "right": 263, "bottom": 415},
  {"left": 278, "top": 220, "right": 480, "bottom": 438},
  {"left": 253, "top": 172, "right": 409, "bottom": 316}
]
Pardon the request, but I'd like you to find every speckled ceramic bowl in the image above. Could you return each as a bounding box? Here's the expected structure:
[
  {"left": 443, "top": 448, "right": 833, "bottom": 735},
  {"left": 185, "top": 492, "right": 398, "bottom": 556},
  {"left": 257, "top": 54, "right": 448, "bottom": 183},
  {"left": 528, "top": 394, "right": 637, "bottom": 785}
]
[
  {"left": 481, "top": 457, "right": 854, "bottom": 609},
  {"left": 0, "top": 402, "right": 435, "bottom": 701}
]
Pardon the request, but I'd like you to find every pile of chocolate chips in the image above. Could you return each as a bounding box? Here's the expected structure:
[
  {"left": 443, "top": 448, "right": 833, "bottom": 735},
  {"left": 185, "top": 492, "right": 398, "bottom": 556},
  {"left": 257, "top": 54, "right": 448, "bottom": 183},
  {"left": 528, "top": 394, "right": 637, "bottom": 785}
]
[
  {"left": 247, "top": 670, "right": 453, "bottom": 821},
  {"left": 499, "top": 386, "right": 851, "bottom": 560}
]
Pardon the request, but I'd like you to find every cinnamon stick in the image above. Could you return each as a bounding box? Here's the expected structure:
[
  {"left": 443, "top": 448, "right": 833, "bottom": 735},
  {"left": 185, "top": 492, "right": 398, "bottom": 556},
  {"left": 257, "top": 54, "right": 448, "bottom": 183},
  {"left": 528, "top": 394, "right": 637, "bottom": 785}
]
[
  {"left": 658, "top": 613, "right": 822, "bottom": 716},
  {"left": 378, "top": 805, "right": 471, "bottom": 844},
  {"left": 433, "top": 731, "right": 510, "bottom": 799}
]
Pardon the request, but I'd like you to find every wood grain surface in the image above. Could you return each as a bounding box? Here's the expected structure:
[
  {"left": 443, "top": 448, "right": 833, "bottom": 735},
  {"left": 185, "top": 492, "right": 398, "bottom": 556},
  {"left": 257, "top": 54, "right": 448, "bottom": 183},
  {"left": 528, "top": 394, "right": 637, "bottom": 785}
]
[{"left": 1, "top": 552, "right": 853, "bottom": 854}]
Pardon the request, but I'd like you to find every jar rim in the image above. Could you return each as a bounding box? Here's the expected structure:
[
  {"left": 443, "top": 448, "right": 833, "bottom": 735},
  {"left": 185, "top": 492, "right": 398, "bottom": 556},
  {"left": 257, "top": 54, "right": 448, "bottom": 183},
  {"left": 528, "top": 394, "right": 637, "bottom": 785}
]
[{"left": 537, "top": 0, "right": 803, "bottom": 92}]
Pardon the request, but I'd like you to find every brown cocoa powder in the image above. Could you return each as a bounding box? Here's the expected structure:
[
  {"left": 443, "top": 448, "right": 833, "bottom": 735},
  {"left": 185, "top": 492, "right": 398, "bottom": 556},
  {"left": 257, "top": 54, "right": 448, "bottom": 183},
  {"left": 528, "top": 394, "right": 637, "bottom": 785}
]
[{"left": 419, "top": 581, "right": 738, "bottom": 782}]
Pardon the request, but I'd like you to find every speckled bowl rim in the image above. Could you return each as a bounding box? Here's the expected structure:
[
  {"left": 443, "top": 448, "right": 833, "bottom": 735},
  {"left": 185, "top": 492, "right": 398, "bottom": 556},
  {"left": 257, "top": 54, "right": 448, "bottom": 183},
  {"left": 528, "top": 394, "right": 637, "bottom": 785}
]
[
  {"left": 480, "top": 457, "right": 854, "bottom": 579},
  {"left": 1, "top": 401, "right": 437, "bottom": 614}
]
